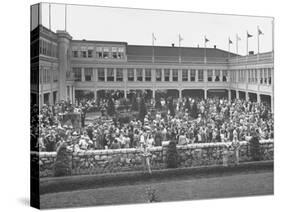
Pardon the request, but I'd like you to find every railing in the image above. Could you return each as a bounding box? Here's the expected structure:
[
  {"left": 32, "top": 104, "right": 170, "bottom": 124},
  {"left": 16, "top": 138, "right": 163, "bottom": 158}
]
[
  {"left": 127, "top": 54, "right": 229, "bottom": 65},
  {"left": 229, "top": 52, "right": 273, "bottom": 65}
]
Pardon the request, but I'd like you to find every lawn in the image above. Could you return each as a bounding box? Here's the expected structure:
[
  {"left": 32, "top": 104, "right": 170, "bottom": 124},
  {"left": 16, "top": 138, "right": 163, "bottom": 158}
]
[{"left": 40, "top": 171, "right": 273, "bottom": 209}]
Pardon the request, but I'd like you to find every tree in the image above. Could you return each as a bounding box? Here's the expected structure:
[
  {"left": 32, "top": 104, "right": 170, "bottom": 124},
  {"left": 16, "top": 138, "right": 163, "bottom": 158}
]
[
  {"left": 131, "top": 94, "right": 138, "bottom": 111},
  {"left": 54, "top": 142, "right": 71, "bottom": 177},
  {"left": 191, "top": 101, "right": 198, "bottom": 119},
  {"left": 249, "top": 135, "right": 261, "bottom": 161},
  {"left": 184, "top": 98, "right": 191, "bottom": 111},
  {"left": 138, "top": 97, "right": 147, "bottom": 121},
  {"left": 155, "top": 98, "right": 162, "bottom": 110},
  {"left": 107, "top": 97, "right": 115, "bottom": 116},
  {"left": 168, "top": 99, "right": 175, "bottom": 117},
  {"left": 166, "top": 140, "right": 179, "bottom": 168}
]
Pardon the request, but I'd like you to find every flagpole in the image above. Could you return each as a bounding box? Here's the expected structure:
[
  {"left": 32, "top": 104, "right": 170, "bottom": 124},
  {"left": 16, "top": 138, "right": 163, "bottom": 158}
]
[
  {"left": 228, "top": 37, "right": 230, "bottom": 60},
  {"left": 152, "top": 33, "right": 155, "bottom": 63},
  {"left": 65, "top": 4, "right": 67, "bottom": 31},
  {"left": 236, "top": 34, "right": 239, "bottom": 62},
  {"left": 246, "top": 31, "right": 248, "bottom": 56},
  {"left": 179, "top": 34, "right": 181, "bottom": 63},
  {"left": 257, "top": 26, "right": 260, "bottom": 54},
  {"left": 49, "top": 3, "right": 51, "bottom": 30},
  {"left": 204, "top": 35, "right": 207, "bottom": 64}
]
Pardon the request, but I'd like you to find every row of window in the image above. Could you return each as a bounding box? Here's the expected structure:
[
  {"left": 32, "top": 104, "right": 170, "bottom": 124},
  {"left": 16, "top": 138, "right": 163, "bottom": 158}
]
[
  {"left": 72, "top": 46, "right": 125, "bottom": 59},
  {"left": 71, "top": 68, "right": 228, "bottom": 82},
  {"left": 39, "top": 68, "right": 58, "bottom": 84},
  {"left": 229, "top": 68, "right": 272, "bottom": 85},
  {"left": 39, "top": 39, "right": 58, "bottom": 58}
]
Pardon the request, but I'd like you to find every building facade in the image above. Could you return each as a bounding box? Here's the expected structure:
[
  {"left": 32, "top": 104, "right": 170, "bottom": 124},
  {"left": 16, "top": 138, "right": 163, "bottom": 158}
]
[{"left": 33, "top": 25, "right": 274, "bottom": 111}]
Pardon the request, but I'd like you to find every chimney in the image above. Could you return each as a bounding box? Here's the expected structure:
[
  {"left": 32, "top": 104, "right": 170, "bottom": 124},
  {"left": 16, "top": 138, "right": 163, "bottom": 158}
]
[
  {"left": 214, "top": 45, "right": 216, "bottom": 49},
  {"left": 171, "top": 43, "right": 175, "bottom": 47}
]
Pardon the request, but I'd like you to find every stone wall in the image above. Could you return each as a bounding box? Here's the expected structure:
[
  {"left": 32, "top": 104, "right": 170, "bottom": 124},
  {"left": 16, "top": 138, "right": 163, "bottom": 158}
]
[{"left": 36, "top": 140, "right": 273, "bottom": 177}]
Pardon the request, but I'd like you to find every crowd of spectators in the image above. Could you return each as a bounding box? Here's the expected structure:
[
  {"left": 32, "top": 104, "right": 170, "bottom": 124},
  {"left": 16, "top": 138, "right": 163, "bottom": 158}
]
[{"left": 37, "top": 96, "right": 273, "bottom": 152}]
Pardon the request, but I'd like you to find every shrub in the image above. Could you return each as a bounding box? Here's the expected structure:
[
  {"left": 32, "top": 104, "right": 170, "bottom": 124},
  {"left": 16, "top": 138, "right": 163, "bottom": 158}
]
[
  {"left": 166, "top": 141, "right": 179, "bottom": 168},
  {"left": 107, "top": 97, "right": 116, "bottom": 116},
  {"left": 138, "top": 97, "right": 147, "bottom": 121},
  {"left": 249, "top": 135, "right": 261, "bottom": 161},
  {"left": 145, "top": 186, "right": 161, "bottom": 203},
  {"left": 54, "top": 142, "right": 72, "bottom": 177}
]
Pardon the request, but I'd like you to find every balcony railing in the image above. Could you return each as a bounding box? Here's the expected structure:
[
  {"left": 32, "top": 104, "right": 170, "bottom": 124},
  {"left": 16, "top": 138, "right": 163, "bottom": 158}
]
[{"left": 127, "top": 54, "right": 229, "bottom": 65}]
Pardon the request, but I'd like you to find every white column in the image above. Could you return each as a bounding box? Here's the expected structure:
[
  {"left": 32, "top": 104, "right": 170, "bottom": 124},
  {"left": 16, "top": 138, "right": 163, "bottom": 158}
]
[
  {"left": 81, "top": 67, "right": 85, "bottom": 82},
  {"left": 179, "top": 89, "right": 182, "bottom": 99},
  {"left": 104, "top": 68, "right": 107, "bottom": 82},
  {"left": 271, "top": 95, "right": 274, "bottom": 112},
  {"left": 257, "top": 93, "right": 261, "bottom": 103},
  {"left": 114, "top": 68, "right": 116, "bottom": 82},
  {"left": 236, "top": 90, "right": 239, "bottom": 99},
  {"left": 152, "top": 89, "right": 155, "bottom": 99},
  {"left": 204, "top": 89, "right": 207, "bottom": 99},
  {"left": 134, "top": 68, "right": 137, "bottom": 82},
  {"left": 246, "top": 92, "right": 249, "bottom": 101},
  {"left": 228, "top": 89, "right": 231, "bottom": 101},
  {"left": 195, "top": 69, "right": 198, "bottom": 82}
]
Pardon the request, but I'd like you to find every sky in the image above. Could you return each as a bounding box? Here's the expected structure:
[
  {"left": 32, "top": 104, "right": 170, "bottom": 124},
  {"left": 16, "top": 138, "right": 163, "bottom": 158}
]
[{"left": 36, "top": 3, "right": 273, "bottom": 56}]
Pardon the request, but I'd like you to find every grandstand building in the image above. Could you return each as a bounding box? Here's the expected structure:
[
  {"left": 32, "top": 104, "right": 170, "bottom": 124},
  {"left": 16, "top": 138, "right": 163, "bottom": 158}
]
[{"left": 31, "top": 25, "right": 274, "bottom": 111}]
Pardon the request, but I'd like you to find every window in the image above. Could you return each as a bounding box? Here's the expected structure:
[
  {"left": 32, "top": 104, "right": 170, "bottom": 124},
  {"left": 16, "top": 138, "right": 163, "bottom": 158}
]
[
  {"left": 198, "top": 69, "right": 204, "bottom": 82},
  {"left": 182, "top": 69, "right": 188, "bottom": 81},
  {"left": 260, "top": 69, "right": 263, "bottom": 84},
  {"left": 264, "top": 68, "right": 268, "bottom": 84},
  {"left": 136, "top": 69, "right": 143, "bottom": 81},
  {"left": 190, "top": 69, "right": 196, "bottom": 81},
  {"left": 156, "top": 69, "right": 162, "bottom": 81},
  {"left": 42, "top": 40, "right": 47, "bottom": 55},
  {"left": 255, "top": 69, "right": 258, "bottom": 83},
  {"left": 88, "top": 49, "right": 93, "bottom": 58},
  {"left": 72, "top": 50, "right": 78, "bottom": 58},
  {"left": 172, "top": 69, "right": 178, "bottom": 81},
  {"left": 222, "top": 70, "right": 227, "bottom": 82},
  {"left": 145, "top": 69, "right": 152, "bottom": 81},
  {"left": 268, "top": 68, "right": 272, "bottom": 85},
  {"left": 53, "top": 69, "right": 58, "bottom": 82},
  {"left": 39, "top": 40, "right": 42, "bottom": 54},
  {"left": 127, "top": 69, "right": 134, "bottom": 81},
  {"left": 118, "top": 47, "right": 124, "bottom": 59},
  {"left": 98, "top": 68, "right": 105, "bottom": 81},
  {"left": 81, "top": 51, "right": 87, "bottom": 58},
  {"left": 103, "top": 47, "right": 109, "bottom": 58},
  {"left": 248, "top": 70, "right": 251, "bottom": 83},
  {"left": 112, "top": 47, "right": 117, "bottom": 59},
  {"left": 85, "top": 68, "right": 93, "bottom": 81},
  {"left": 96, "top": 47, "right": 103, "bottom": 58},
  {"left": 207, "top": 70, "right": 213, "bottom": 82},
  {"left": 107, "top": 68, "right": 114, "bottom": 81},
  {"left": 116, "top": 68, "right": 123, "bottom": 81},
  {"left": 215, "top": 70, "right": 220, "bottom": 81},
  {"left": 73, "top": 67, "right": 82, "bottom": 82},
  {"left": 164, "top": 69, "right": 170, "bottom": 81}
]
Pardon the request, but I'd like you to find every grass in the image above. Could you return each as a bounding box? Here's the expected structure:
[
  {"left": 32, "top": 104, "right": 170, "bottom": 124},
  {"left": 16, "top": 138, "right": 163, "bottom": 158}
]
[{"left": 40, "top": 170, "right": 273, "bottom": 209}]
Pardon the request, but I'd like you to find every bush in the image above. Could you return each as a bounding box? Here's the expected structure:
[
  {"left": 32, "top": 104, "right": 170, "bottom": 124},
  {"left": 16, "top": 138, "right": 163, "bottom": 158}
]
[
  {"left": 166, "top": 141, "right": 179, "bottom": 168},
  {"left": 249, "top": 135, "right": 261, "bottom": 161},
  {"left": 54, "top": 142, "right": 72, "bottom": 177},
  {"left": 107, "top": 98, "right": 115, "bottom": 116}
]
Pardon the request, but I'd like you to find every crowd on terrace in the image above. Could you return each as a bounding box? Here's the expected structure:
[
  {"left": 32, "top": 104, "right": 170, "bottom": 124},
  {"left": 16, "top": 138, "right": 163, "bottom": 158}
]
[{"left": 36, "top": 94, "right": 273, "bottom": 152}]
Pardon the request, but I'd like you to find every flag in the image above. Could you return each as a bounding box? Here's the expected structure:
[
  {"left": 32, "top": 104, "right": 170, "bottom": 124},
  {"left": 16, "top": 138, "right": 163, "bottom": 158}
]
[
  {"left": 152, "top": 33, "right": 156, "bottom": 46},
  {"left": 258, "top": 27, "right": 263, "bottom": 35},
  {"left": 152, "top": 33, "right": 156, "bottom": 41},
  {"left": 236, "top": 34, "right": 241, "bottom": 41},
  {"left": 247, "top": 32, "right": 253, "bottom": 38},
  {"left": 205, "top": 37, "right": 209, "bottom": 43},
  {"left": 179, "top": 34, "right": 183, "bottom": 42}
]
